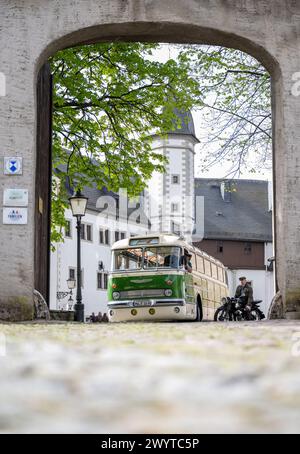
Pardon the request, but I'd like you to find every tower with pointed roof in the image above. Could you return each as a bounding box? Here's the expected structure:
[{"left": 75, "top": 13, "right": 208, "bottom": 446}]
[{"left": 145, "top": 109, "right": 199, "bottom": 242}]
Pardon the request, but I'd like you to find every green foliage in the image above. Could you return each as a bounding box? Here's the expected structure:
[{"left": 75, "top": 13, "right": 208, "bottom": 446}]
[{"left": 50, "top": 42, "right": 201, "bottom": 246}]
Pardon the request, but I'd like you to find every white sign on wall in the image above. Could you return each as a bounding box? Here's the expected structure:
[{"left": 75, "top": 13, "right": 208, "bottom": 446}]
[
  {"left": 3, "top": 207, "right": 28, "bottom": 225},
  {"left": 3, "top": 189, "right": 28, "bottom": 207},
  {"left": 4, "top": 157, "right": 23, "bottom": 175}
]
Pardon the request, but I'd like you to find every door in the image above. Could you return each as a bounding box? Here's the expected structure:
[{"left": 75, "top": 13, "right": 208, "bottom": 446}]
[{"left": 34, "top": 62, "right": 53, "bottom": 303}]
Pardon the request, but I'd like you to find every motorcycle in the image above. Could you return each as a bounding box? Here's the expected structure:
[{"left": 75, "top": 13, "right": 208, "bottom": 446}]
[{"left": 214, "top": 296, "right": 265, "bottom": 322}]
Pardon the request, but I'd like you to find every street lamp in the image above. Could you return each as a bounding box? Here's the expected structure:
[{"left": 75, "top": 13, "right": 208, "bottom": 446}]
[
  {"left": 57, "top": 277, "right": 76, "bottom": 310},
  {"left": 69, "top": 190, "right": 88, "bottom": 322},
  {"left": 66, "top": 277, "right": 76, "bottom": 311},
  {"left": 66, "top": 277, "right": 76, "bottom": 291}
]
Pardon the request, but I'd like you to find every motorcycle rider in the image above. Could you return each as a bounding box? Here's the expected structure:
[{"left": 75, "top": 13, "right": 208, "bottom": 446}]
[{"left": 235, "top": 276, "right": 265, "bottom": 319}]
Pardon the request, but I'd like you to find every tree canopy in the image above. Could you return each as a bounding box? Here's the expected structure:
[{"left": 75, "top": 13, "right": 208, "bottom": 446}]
[{"left": 50, "top": 42, "right": 201, "bottom": 244}]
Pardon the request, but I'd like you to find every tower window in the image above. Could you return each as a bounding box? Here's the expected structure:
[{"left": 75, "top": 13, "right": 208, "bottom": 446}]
[
  {"left": 171, "top": 221, "right": 181, "bottom": 235},
  {"left": 172, "top": 174, "right": 180, "bottom": 184},
  {"left": 171, "top": 203, "right": 179, "bottom": 213}
]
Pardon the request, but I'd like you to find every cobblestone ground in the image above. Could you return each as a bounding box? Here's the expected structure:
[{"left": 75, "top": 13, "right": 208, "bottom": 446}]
[{"left": 1, "top": 320, "right": 300, "bottom": 434}]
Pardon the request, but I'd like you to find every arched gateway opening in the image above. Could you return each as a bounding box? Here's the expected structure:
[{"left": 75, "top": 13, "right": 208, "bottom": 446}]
[
  {"left": 3, "top": 2, "right": 300, "bottom": 322},
  {"left": 34, "top": 22, "right": 282, "bottom": 321}
]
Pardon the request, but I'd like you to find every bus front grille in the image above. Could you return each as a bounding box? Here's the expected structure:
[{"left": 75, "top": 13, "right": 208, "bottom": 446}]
[{"left": 120, "top": 289, "right": 165, "bottom": 298}]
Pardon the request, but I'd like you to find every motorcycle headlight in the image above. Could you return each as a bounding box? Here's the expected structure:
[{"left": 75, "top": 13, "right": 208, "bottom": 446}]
[
  {"left": 164, "top": 289, "right": 173, "bottom": 297},
  {"left": 221, "top": 297, "right": 227, "bottom": 304},
  {"left": 113, "top": 291, "right": 120, "bottom": 300}
]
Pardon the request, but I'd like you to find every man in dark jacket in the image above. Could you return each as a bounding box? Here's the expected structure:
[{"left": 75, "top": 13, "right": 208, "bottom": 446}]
[
  {"left": 235, "top": 276, "right": 253, "bottom": 308},
  {"left": 235, "top": 277, "right": 265, "bottom": 319}
]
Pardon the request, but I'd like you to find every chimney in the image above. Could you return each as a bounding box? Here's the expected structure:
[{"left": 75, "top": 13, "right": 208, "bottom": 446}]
[
  {"left": 220, "top": 181, "right": 232, "bottom": 202},
  {"left": 268, "top": 180, "right": 273, "bottom": 212}
]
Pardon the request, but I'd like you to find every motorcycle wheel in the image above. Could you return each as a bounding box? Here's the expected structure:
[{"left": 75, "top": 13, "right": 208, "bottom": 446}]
[
  {"left": 214, "top": 306, "right": 231, "bottom": 322},
  {"left": 245, "top": 309, "right": 262, "bottom": 321},
  {"left": 233, "top": 311, "right": 243, "bottom": 321},
  {"left": 252, "top": 309, "right": 265, "bottom": 320}
]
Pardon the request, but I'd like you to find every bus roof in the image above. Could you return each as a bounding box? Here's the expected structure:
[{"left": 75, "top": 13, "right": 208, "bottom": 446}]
[{"left": 111, "top": 233, "right": 226, "bottom": 268}]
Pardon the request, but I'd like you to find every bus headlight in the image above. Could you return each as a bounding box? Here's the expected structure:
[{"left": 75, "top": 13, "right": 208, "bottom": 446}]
[
  {"left": 164, "top": 289, "right": 173, "bottom": 297},
  {"left": 131, "top": 309, "right": 137, "bottom": 316},
  {"left": 149, "top": 308, "right": 155, "bottom": 315},
  {"left": 174, "top": 307, "right": 180, "bottom": 313},
  {"left": 113, "top": 292, "right": 120, "bottom": 300},
  {"left": 109, "top": 310, "right": 114, "bottom": 316}
]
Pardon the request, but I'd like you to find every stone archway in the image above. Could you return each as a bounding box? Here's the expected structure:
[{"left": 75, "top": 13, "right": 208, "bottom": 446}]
[{"left": 0, "top": 1, "right": 299, "bottom": 320}]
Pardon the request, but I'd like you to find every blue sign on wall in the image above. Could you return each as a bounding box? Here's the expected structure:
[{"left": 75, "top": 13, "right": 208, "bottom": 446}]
[{"left": 4, "top": 157, "right": 23, "bottom": 175}]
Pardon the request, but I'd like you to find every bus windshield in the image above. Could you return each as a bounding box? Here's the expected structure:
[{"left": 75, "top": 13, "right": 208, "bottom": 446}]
[{"left": 112, "top": 246, "right": 181, "bottom": 271}]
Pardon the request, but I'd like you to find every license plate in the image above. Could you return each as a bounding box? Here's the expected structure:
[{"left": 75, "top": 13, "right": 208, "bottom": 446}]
[{"left": 132, "top": 301, "right": 152, "bottom": 307}]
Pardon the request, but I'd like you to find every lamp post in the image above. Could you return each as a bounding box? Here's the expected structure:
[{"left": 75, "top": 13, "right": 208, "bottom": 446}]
[{"left": 69, "top": 190, "right": 88, "bottom": 322}]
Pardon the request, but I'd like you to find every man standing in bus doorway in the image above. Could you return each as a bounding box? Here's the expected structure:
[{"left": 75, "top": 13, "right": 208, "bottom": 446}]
[{"left": 180, "top": 250, "right": 193, "bottom": 273}]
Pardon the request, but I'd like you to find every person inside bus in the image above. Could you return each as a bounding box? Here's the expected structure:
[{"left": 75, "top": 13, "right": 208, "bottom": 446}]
[
  {"left": 163, "top": 254, "right": 179, "bottom": 268},
  {"left": 180, "top": 250, "right": 193, "bottom": 273}
]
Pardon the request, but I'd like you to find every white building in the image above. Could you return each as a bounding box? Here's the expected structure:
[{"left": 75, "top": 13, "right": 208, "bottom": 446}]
[{"left": 49, "top": 189, "right": 148, "bottom": 316}]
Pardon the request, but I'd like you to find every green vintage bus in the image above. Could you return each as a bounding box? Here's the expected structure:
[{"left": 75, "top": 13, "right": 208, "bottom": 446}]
[{"left": 107, "top": 234, "right": 229, "bottom": 322}]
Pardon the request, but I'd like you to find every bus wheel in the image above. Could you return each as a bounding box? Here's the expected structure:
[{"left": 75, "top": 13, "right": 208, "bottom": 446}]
[{"left": 195, "top": 296, "right": 203, "bottom": 322}]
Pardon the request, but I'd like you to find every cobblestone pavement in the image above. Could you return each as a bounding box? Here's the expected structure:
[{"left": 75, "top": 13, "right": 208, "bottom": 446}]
[{"left": 1, "top": 320, "right": 300, "bottom": 434}]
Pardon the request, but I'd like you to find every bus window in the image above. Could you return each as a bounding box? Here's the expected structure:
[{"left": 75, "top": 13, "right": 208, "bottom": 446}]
[
  {"left": 225, "top": 270, "right": 229, "bottom": 286},
  {"left": 204, "top": 259, "right": 211, "bottom": 276},
  {"left": 129, "top": 237, "right": 159, "bottom": 246},
  {"left": 214, "top": 283, "right": 221, "bottom": 302},
  {"left": 144, "top": 248, "right": 159, "bottom": 268},
  {"left": 217, "top": 266, "right": 223, "bottom": 282},
  {"left": 211, "top": 263, "right": 218, "bottom": 279},
  {"left": 144, "top": 246, "right": 180, "bottom": 269},
  {"left": 191, "top": 253, "right": 197, "bottom": 270},
  {"left": 113, "top": 248, "right": 142, "bottom": 270},
  {"left": 201, "top": 278, "right": 208, "bottom": 296},
  {"left": 197, "top": 256, "right": 204, "bottom": 273},
  {"left": 207, "top": 280, "right": 214, "bottom": 300}
]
